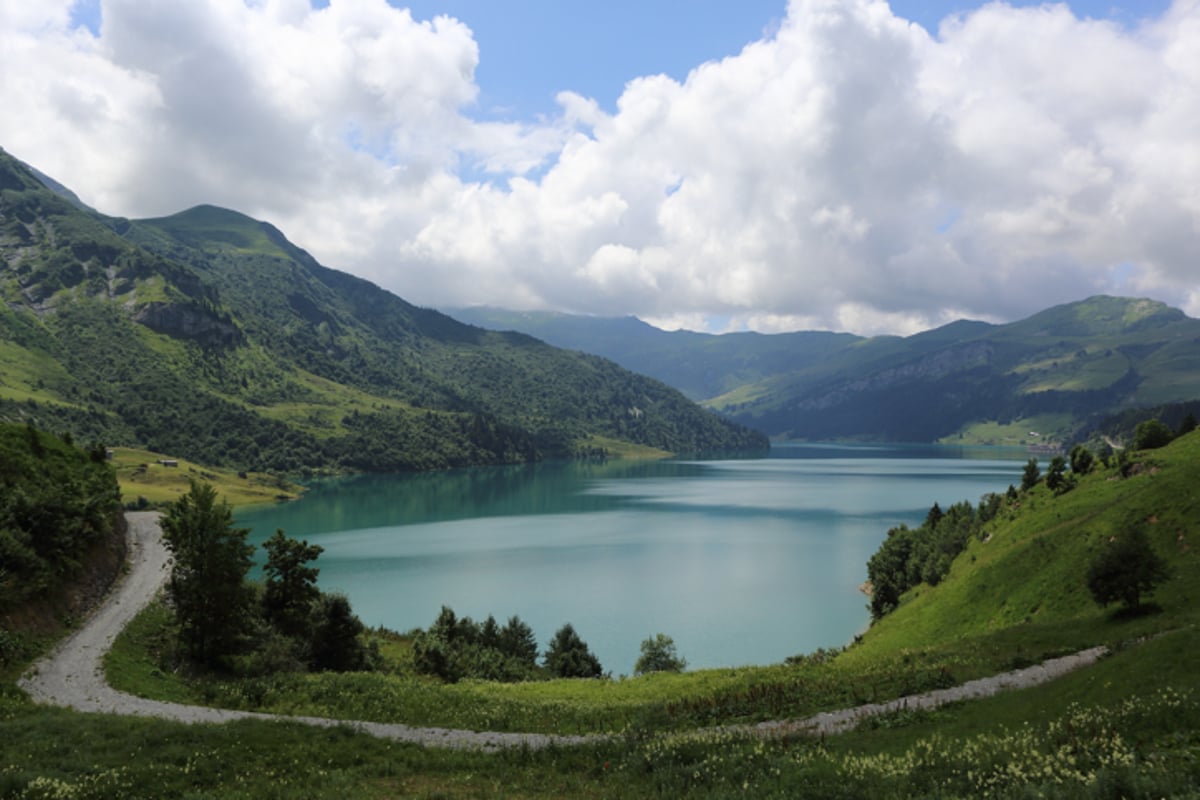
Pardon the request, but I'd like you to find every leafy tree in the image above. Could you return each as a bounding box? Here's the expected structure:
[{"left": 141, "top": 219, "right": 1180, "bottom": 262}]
[
  {"left": 1132, "top": 419, "right": 1174, "bottom": 451},
  {"left": 161, "top": 480, "right": 255, "bottom": 666},
  {"left": 867, "top": 525, "right": 916, "bottom": 620},
  {"left": 1021, "top": 458, "right": 1041, "bottom": 492},
  {"left": 1086, "top": 527, "right": 1171, "bottom": 612},
  {"left": 544, "top": 623, "right": 603, "bottom": 678},
  {"left": 262, "top": 529, "right": 323, "bottom": 639},
  {"left": 1068, "top": 445, "right": 1094, "bottom": 476},
  {"left": 634, "top": 633, "right": 687, "bottom": 675}
]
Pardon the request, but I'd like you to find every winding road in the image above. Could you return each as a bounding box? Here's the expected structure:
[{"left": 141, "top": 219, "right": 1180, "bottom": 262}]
[{"left": 18, "top": 512, "right": 1108, "bottom": 750}]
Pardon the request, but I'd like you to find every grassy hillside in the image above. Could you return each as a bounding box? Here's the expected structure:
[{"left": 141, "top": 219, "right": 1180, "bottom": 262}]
[
  {"left": 0, "top": 149, "right": 766, "bottom": 472},
  {"left": 4, "top": 433, "right": 1199, "bottom": 795}
]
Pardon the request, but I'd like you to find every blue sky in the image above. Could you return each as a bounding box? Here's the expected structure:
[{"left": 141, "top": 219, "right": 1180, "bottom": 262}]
[
  {"left": 10, "top": 0, "right": 1197, "bottom": 334},
  {"left": 391, "top": 0, "right": 1170, "bottom": 120}
]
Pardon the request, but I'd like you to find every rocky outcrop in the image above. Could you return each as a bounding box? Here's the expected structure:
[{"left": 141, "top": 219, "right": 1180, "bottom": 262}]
[{"left": 133, "top": 301, "right": 243, "bottom": 348}]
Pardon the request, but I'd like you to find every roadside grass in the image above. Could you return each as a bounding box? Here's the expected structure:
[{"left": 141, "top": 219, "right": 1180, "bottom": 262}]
[
  {"left": 107, "top": 608, "right": 987, "bottom": 735},
  {"left": 110, "top": 447, "right": 302, "bottom": 508},
  {"left": 8, "top": 654, "right": 1200, "bottom": 798}
]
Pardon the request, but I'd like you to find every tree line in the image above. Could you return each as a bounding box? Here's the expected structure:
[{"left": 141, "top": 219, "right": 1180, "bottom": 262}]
[{"left": 161, "top": 481, "right": 373, "bottom": 674}]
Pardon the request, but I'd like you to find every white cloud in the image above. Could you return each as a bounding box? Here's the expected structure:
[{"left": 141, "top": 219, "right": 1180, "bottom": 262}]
[{"left": 1, "top": 0, "right": 1197, "bottom": 333}]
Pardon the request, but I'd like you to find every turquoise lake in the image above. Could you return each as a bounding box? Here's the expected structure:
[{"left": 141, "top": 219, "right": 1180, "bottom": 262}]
[{"left": 236, "top": 443, "right": 1028, "bottom": 675}]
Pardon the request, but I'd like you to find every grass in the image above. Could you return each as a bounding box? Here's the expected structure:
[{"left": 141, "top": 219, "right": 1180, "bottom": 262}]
[
  {"left": 110, "top": 447, "right": 303, "bottom": 508},
  {"left": 0, "top": 340, "right": 76, "bottom": 406},
  {"left": 581, "top": 434, "right": 671, "bottom": 460},
  {"left": 939, "top": 413, "right": 1076, "bottom": 446}
]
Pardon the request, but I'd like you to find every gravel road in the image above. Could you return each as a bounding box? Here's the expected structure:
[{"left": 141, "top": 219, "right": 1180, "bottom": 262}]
[{"left": 18, "top": 512, "right": 1107, "bottom": 750}]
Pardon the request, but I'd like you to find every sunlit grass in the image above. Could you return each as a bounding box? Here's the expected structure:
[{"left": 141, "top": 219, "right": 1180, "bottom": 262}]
[{"left": 110, "top": 447, "right": 302, "bottom": 508}]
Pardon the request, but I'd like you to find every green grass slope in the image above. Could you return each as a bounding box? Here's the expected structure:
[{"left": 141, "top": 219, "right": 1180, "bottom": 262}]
[{"left": 847, "top": 431, "right": 1199, "bottom": 666}]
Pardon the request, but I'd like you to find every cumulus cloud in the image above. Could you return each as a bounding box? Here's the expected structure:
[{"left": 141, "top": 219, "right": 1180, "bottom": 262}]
[{"left": 0, "top": 0, "right": 1197, "bottom": 334}]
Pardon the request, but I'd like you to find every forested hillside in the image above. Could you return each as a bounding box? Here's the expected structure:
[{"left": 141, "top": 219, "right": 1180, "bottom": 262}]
[
  {"left": 0, "top": 423, "right": 123, "bottom": 664},
  {"left": 0, "top": 149, "right": 765, "bottom": 472},
  {"left": 452, "top": 298, "right": 1200, "bottom": 445}
]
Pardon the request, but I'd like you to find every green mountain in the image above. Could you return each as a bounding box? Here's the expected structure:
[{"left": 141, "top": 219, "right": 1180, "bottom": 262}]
[
  {"left": 0, "top": 148, "right": 765, "bottom": 472},
  {"left": 449, "top": 297, "right": 1200, "bottom": 444},
  {"left": 445, "top": 307, "right": 858, "bottom": 402}
]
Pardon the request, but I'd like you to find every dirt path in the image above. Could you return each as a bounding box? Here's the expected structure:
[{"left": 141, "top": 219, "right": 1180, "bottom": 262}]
[{"left": 19, "top": 513, "right": 1107, "bottom": 750}]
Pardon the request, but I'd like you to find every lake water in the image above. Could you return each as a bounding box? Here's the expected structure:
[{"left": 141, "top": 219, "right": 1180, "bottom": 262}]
[{"left": 236, "top": 443, "right": 1027, "bottom": 674}]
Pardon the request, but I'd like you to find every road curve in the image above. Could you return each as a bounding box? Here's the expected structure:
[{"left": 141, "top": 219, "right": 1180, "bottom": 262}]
[{"left": 19, "top": 512, "right": 1107, "bottom": 750}]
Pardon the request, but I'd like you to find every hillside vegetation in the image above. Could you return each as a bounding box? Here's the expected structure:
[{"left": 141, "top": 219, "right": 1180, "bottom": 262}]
[
  {"left": 450, "top": 297, "right": 1200, "bottom": 445},
  {"left": 0, "top": 423, "right": 123, "bottom": 667},
  {"left": 0, "top": 148, "right": 765, "bottom": 474}
]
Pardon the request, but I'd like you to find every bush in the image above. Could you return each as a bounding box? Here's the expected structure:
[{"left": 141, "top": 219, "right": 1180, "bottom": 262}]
[{"left": 1086, "top": 526, "right": 1171, "bottom": 612}]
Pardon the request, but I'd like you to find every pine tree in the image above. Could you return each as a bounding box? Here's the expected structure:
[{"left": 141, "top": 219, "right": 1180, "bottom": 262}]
[{"left": 161, "top": 481, "right": 255, "bottom": 666}]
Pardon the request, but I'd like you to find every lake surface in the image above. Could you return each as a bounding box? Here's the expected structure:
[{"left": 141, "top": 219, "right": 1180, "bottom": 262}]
[{"left": 237, "top": 443, "right": 1027, "bottom": 674}]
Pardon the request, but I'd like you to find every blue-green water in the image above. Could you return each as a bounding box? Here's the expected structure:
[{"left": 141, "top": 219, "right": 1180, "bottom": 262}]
[{"left": 237, "top": 443, "right": 1027, "bottom": 674}]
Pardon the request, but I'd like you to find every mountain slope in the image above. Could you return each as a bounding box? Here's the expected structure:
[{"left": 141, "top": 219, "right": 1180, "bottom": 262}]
[
  {"left": 451, "top": 298, "right": 1200, "bottom": 444},
  {"left": 445, "top": 306, "right": 861, "bottom": 402},
  {"left": 0, "top": 149, "right": 765, "bottom": 471}
]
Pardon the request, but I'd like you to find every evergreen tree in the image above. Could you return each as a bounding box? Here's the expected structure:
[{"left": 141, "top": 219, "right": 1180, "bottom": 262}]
[
  {"left": 310, "top": 593, "right": 369, "bottom": 672},
  {"left": 1069, "top": 445, "right": 1094, "bottom": 476},
  {"left": 1046, "top": 456, "right": 1071, "bottom": 494},
  {"left": 499, "top": 615, "right": 539, "bottom": 669},
  {"left": 544, "top": 623, "right": 603, "bottom": 678},
  {"left": 161, "top": 481, "right": 255, "bottom": 666},
  {"left": 1179, "top": 413, "right": 1198, "bottom": 437},
  {"left": 262, "top": 529, "right": 323, "bottom": 639},
  {"left": 1021, "top": 458, "right": 1041, "bottom": 492}
]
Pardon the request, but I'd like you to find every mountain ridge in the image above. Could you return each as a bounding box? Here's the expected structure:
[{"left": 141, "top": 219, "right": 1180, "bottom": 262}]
[
  {"left": 0, "top": 148, "right": 766, "bottom": 472},
  {"left": 448, "top": 295, "right": 1200, "bottom": 444}
]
